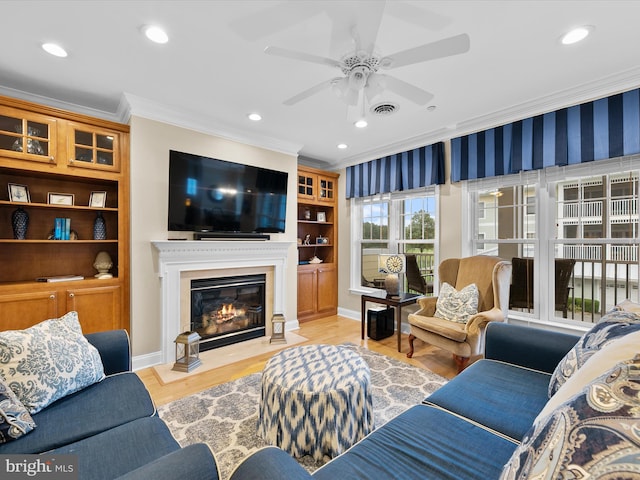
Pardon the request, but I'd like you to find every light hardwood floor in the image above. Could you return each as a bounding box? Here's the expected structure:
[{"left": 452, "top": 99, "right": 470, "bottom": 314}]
[{"left": 137, "top": 315, "right": 459, "bottom": 406}]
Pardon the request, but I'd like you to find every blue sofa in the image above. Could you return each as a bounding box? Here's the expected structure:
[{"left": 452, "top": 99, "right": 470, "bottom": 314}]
[
  {"left": 230, "top": 322, "right": 582, "bottom": 479},
  {"left": 0, "top": 329, "right": 219, "bottom": 480}
]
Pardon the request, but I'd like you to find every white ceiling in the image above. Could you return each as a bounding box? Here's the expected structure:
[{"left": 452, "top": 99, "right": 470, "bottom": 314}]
[{"left": 2, "top": 1, "right": 640, "bottom": 170}]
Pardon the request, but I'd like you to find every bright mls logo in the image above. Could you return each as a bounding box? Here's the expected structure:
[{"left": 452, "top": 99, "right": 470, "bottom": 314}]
[{"left": 1, "top": 455, "right": 77, "bottom": 479}]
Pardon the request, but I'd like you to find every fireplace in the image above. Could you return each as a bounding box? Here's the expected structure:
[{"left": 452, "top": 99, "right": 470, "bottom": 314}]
[
  {"left": 191, "top": 274, "right": 266, "bottom": 351},
  {"left": 152, "top": 240, "right": 295, "bottom": 365}
]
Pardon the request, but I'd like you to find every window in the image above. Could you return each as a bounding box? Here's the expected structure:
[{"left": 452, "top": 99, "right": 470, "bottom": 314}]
[
  {"left": 467, "top": 157, "right": 640, "bottom": 326},
  {"left": 353, "top": 188, "right": 438, "bottom": 292}
]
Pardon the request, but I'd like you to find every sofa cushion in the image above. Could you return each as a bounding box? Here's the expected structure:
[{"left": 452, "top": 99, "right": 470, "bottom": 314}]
[
  {"left": 615, "top": 298, "right": 640, "bottom": 315},
  {"left": 500, "top": 356, "right": 640, "bottom": 479},
  {"left": 425, "top": 359, "right": 551, "bottom": 442},
  {"left": 434, "top": 282, "right": 479, "bottom": 324},
  {"left": 313, "top": 404, "right": 517, "bottom": 480},
  {"left": 116, "top": 444, "right": 220, "bottom": 480},
  {"left": 51, "top": 417, "right": 179, "bottom": 480},
  {"left": 539, "top": 329, "right": 640, "bottom": 420},
  {"left": 0, "top": 372, "right": 155, "bottom": 454},
  {"left": 0, "top": 379, "right": 35, "bottom": 443},
  {"left": 0, "top": 311, "right": 105, "bottom": 414},
  {"left": 547, "top": 308, "right": 640, "bottom": 397}
]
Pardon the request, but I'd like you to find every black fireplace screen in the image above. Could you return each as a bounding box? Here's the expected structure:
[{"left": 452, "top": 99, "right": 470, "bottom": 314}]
[{"left": 190, "top": 274, "right": 266, "bottom": 351}]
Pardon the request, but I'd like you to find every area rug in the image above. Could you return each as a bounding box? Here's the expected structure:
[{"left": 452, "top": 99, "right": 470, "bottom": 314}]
[{"left": 158, "top": 344, "right": 448, "bottom": 480}]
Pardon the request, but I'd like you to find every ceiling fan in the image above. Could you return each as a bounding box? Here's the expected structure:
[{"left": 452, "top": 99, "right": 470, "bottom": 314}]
[{"left": 265, "top": 30, "right": 470, "bottom": 118}]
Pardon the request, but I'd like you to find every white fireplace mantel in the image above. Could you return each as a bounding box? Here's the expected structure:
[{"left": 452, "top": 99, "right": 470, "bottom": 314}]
[{"left": 152, "top": 240, "right": 294, "bottom": 363}]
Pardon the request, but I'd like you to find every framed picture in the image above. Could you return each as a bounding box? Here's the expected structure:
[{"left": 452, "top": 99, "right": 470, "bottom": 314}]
[
  {"left": 8, "top": 183, "right": 30, "bottom": 203},
  {"left": 89, "top": 191, "right": 107, "bottom": 208},
  {"left": 48, "top": 192, "right": 75, "bottom": 206},
  {"left": 317, "top": 211, "right": 326, "bottom": 222}
]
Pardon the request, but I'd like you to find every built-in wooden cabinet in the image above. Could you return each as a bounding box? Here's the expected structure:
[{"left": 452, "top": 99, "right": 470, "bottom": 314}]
[
  {"left": 0, "top": 95, "right": 130, "bottom": 333},
  {"left": 297, "top": 166, "right": 339, "bottom": 322}
]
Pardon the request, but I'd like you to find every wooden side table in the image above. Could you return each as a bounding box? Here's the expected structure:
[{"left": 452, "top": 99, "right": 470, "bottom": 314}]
[{"left": 361, "top": 292, "right": 420, "bottom": 352}]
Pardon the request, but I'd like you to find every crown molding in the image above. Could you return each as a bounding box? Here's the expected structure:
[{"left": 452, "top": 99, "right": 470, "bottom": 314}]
[
  {"left": 121, "top": 93, "right": 302, "bottom": 158},
  {"left": 0, "top": 85, "right": 122, "bottom": 123}
]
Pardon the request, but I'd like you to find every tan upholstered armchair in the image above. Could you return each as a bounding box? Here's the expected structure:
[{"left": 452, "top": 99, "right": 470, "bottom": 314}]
[{"left": 407, "top": 256, "right": 512, "bottom": 372}]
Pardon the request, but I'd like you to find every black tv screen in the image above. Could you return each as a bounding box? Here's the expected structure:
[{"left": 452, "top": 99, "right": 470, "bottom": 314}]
[{"left": 168, "top": 150, "right": 288, "bottom": 234}]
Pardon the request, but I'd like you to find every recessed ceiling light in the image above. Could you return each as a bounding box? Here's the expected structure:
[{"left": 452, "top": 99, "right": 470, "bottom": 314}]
[
  {"left": 354, "top": 119, "right": 368, "bottom": 128},
  {"left": 427, "top": 105, "right": 437, "bottom": 112},
  {"left": 248, "top": 113, "right": 262, "bottom": 121},
  {"left": 561, "top": 26, "right": 593, "bottom": 45},
  {"left": 337, "top": 143, "right": 348, "bottom": 149},
  {"left": 143, "top": 25, "right": 169, "bottom": 44},
  {"left": 42, "top": 43, "right": 68, "bottom": 58}
]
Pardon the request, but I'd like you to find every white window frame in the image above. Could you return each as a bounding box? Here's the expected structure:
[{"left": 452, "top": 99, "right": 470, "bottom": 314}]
[
  {"left": 350, "top": 186, "right": 439, "bottom": 294},
  {"left": 464, "top": 155, "right": 640, "bottom": 328}
]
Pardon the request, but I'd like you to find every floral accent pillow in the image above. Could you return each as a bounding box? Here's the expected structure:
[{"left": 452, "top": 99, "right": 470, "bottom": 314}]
[
  {"left": 434, "top": 282, "right": 479, "bottom": 324},
  {"left": 547, "top": 308, "right": 640, "bottom": 397},
  {"left": 0, "top": 379, "right": 36, "bottom": 443},
  {"left": 0, "top": 311, "right": 105, "bottom": 414},
  {"left": 501, "top": 355, "right": 640, "bottom": 480}
]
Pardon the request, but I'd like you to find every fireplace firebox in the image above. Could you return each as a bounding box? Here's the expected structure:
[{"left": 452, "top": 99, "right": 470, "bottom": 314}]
[{"left": 190, "top": 274, "right": 266, "bottom": 351}]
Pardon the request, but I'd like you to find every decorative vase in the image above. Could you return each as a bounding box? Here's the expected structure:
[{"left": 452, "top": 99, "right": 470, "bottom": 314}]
[
  {"left": 93, "top": 212, "right": 106, "bottom": 240},
  {"left": 11, "top": 207, "right": 29, "bottom": 239}
]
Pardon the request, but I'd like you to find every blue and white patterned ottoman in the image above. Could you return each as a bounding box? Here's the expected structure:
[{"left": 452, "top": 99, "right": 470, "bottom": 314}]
[{"left": 257, "top": 344, "right": 374, "bottom": 461}]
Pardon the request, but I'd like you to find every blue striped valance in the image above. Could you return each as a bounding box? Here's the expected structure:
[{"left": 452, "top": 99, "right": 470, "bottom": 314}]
[
  {"left": 451, "top": 88, "right": 640, "bottom": 182},
  {"left": 346, "top": 142, "right": 445, "bottom": 198}
]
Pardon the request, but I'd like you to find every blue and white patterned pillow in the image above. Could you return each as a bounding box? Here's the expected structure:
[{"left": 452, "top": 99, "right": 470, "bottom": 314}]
[
  {"left": 434, "top": 282, "right": 479, "bottom": 324},
  {"left": 0, "top": 379, "right": 35, "bottom": 443},
  {"left": 548, "top": 309, "right": 640, "bottom": 397},
  {"left": 501, "top": 355, "right": 640, "bottom": 480},
  {"left": 0, "top": 311, "right": 105, "bottom": 414}
]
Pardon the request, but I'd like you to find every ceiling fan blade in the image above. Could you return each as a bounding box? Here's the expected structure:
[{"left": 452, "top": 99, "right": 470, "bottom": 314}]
[
  {"left": 385, "top": 1, "right": 451, "bottom": 31},
  {"left": 376, "top": 74, "right": 434, "bottom": 105},
  {"left": 264, "top": 46, "right": 342, "bottom": 69},
  {"left": 283, "top": 79, "right": 335, "bottom": 106},
  {"left": 381, "top": 33, "right": 470, "bottom": 69},
  {"left": 337, "top": 1, "right": 387, "bottom": 56},
  {"left": 229, "top": 2, "right": 325, "bottom": 41}
]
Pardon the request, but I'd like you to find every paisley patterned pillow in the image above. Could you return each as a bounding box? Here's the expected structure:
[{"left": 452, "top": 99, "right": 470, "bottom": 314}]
[
  {"left": 548, "top": 308, "right": 640, "bottom": 397},
  {"left": 0, "top": 311, "right": 105, "bottom": 414},
  {"left": 501, "top": 355, "right": 640, "bottom": 480},
  {"left": 434, "top": 282, "right": 479, "bottom": 324},
  {"left": 0, "top": 379, "right": 35, "bottom": 443}
]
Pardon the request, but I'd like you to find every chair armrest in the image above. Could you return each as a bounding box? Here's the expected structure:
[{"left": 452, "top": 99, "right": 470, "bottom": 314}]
[
  {"left": 485, "top": 322, "right": 580, "bottom": 374},
  {"left": 229, "top": 447, "right": 313, "bottom": 480},
  {"left": 85, "top": 330, "right": 131, "bottom": 375},
  {"left": 116, "top": 444, "right": 219, "bottom": 480},
  {"left": 465, "top": 307, "right": 504, "bottom": 333},
  {"left": 414, "top": 296, "right": 438, "bottom": 317}
]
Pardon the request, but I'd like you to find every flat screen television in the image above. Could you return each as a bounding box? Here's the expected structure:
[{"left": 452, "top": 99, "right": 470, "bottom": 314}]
[{"left": 168, "top": 150, "right": 288, "bottom": 236}]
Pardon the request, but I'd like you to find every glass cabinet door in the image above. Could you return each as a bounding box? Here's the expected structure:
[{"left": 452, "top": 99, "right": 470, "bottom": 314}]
[
  {"left": 318, "top": 176, "right": 335, "bottom": 202},
  {"left": 0, "top": 108, "right": 56, "bottom": 164},
  {"left": 298, "top": 173, "right": 315, "bottom": 200},
  {"left": 68, "top": 123, "right": 120, "bottom": 172}
]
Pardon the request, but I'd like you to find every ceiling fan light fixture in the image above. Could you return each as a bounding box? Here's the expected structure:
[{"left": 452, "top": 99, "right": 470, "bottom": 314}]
[
  {"left": 561, "top": 26, "right": 593, "bottom": 45},
  {"left": 42, "top": 43, "right": 68, "bottom": 58},
  {"left": 349, "top": 67, "right": 368, "bottom": 90},
  {"left": 354, "top": 119, "right": 368, "bottom": 128},
  {"left": 143, "top": 25, "right": 169, "bottom": 44}
]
